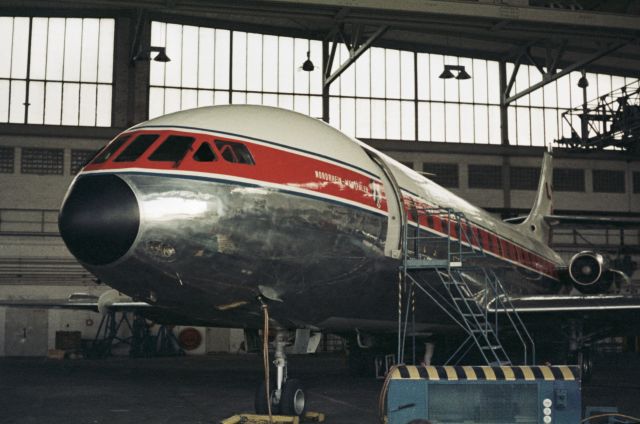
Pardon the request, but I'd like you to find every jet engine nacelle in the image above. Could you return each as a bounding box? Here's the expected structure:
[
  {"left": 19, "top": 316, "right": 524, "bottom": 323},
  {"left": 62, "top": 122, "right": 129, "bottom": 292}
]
[{"left": 568, "top": 251, "right": 613, "bottom": 294}]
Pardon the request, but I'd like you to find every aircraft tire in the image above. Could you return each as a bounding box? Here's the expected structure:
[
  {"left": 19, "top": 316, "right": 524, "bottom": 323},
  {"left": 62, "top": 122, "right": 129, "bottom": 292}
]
[
  {"left": 254, "top": 380, "right": 278, "bottom": 415},
  {"left": 279, "top": 379, "right": 306, "bottom": 416},
  {"left": 578, "top": 348, "right": 593, "bottom": 382}
]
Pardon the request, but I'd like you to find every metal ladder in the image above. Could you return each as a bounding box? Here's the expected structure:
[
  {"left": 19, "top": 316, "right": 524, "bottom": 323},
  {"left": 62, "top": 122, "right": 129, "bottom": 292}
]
[
  {"left": 397, "top": 207, "right": 534, "bottom": 366},
  {"left": 438, "top": 267, "right": 511, "bottom": 365}
]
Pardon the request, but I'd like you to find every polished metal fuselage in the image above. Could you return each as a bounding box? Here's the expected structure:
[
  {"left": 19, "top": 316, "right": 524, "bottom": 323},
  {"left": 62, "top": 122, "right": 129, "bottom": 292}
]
[{"left": 82, "top": 172, "right": 557, "bottom": 332}]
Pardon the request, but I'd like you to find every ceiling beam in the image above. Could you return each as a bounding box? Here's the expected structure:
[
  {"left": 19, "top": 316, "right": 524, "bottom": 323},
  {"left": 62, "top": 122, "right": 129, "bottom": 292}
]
[
  {"left": 504, "top": 40, "right": 630, "bottom": 105},
  {"left": 324, "top": 25, "right": 388, "bottom": 87},
  {"left": 253, "top": 0, "right": 640, "bottom": 31}
]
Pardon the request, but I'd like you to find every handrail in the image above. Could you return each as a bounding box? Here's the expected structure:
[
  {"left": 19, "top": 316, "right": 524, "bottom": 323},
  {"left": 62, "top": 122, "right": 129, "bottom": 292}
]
[{"left": 485, "top": 268, "right": 536, "bottom": 365}]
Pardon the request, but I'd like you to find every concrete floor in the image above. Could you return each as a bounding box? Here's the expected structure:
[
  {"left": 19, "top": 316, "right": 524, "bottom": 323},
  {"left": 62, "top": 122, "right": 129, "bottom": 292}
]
[{"left": 1, "top": 353, "right": 640, "bottom": 424}]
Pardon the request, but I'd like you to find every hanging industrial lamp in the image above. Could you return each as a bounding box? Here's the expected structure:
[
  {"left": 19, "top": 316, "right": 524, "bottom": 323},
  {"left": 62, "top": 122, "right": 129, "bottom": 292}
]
[
  {"left": 456, "top": 67, "right": 471, "bottom": 80},
  {"left": 439, "top": 64, "right": 471, "bottom": 80},
  {"left": 133, "top": 46, "right": 171, "bottom": 63},
  {"left": 577, "top": 72, "right": 589, "bottom": 89},
  {"left": 438, "top": 68, "right": 455, "bottom": 79},
  {"left": 302, "top": 51, "right": 314, "bottom": 72}
]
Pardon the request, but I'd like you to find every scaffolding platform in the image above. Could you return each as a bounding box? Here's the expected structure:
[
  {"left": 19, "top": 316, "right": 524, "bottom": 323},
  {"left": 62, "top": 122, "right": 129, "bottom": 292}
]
[{"left": 397, "top": 207, "right": 535, "bottom": 366}]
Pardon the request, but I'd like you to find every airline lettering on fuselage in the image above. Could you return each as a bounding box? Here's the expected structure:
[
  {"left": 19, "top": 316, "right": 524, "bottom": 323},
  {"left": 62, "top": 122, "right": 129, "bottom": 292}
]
[
  {"left": 370, "top": 179, "right": 383, "bottom": 209},
  {"left": 313, "top": 169, "right": 375, "bottom": 202}
]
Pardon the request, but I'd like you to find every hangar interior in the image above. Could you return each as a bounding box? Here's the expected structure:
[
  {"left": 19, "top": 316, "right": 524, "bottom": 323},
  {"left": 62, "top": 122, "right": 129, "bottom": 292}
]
[
  {"left": 2, "top": 0, "right": 639, "bottom": 355},
  {"left": 1, "top": 0, "right": 640, "bottom": 421}
]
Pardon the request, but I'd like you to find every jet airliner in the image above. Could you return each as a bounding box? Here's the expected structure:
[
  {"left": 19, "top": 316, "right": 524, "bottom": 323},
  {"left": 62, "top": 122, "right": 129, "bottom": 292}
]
[{"left": 48, "top": 105, "right": 639, "bottom": 415}]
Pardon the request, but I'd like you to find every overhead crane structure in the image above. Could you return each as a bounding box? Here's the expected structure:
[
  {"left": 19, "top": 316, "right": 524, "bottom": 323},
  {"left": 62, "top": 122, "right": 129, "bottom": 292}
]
[{"left": 556, "top": 78, "right": 640, "bottom": 152}]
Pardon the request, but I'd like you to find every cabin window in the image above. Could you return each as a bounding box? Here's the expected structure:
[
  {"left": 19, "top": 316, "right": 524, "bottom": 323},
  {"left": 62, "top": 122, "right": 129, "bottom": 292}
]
[
  {"left": 149, "top": 136, "right": 195, "bottom": 163},
  {"left": 517, "top": 247, "right": 525, "bottom": 263},
  {"left": 491, "top": 235, "right": 501, "bottom": 255},
  {"left": 471, "top": 227, "right": 480, "bottom": 246},
  {"left": 487, "top": 234, "right": 495, "bottom": 253},
  {"left": 215, "top": 140, "right": 255, "bottom": 165},
  {"left": 500, "top": 240, "right": 509, "bottom": 258},
  {"left": 424, "top": 212, "right": 432, "bottom": 228},
  {"left": 92, "top": 134, "right": 131, "bottom": 164},
  {"left": 487, "top": 233, "right": 496, "bottom": 253},
  {"left": 509, "top": 244, "right": 516, "bottom": 260},
  {"left": 114, "top": 134, "right": 159, "bottom": 162},
  {"left": 480, "top": 230, "right": 489, "bottom": 250},
  {"left": 193, "top": 142, "right": 217, "bottom": 162}
]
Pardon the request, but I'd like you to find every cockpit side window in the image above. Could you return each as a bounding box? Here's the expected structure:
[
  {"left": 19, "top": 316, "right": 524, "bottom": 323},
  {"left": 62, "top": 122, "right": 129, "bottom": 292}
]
[
  {"left": 92, "top": 134, "right": 131, "bottom": 164},
  {"left": 148, "top": 136, "right": 195, "bottom": 164},
  {"left": 114, "top": 134, "right": 159, "bottom": 162},
  {"left": 193, "top": 142, "right": 217, "bottom": 162},
  {"left": 215, "top": 140, "right": 255, "bottom": 165}
]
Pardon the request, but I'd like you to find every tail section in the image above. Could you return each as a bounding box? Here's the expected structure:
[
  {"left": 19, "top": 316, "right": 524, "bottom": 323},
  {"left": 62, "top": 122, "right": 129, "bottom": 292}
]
[{"left": 518, "top": 151, "right": 554, "bottom": 245}]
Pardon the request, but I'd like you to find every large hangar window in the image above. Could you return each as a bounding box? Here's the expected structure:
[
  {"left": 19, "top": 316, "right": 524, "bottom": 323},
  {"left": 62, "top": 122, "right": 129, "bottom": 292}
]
[
  {"left": 147, "top": 21, "right": 635, "bottom": 147},
  {"left": 0, "top": 17, "right": 114, "bottom": 126},
  {"left": 327, "top": 49, "right": 501, "bottom": 143},
  {"left": 418, "top": 55, "right": 501, "bottom": 144},
  {"left": 328, "top": 46, "right": 417, "bottom": 141},
  {"left": 331, "top": 50, "right": 636, "bottom": 146},
  {"left": 148, "top": 21, "right": 322, "bottom": 119}
]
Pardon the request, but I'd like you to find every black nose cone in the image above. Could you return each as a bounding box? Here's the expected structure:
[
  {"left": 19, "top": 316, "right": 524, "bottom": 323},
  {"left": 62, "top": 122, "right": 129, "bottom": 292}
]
[{"left": 59, "top": 174, "right": 140, "bottom": 265}]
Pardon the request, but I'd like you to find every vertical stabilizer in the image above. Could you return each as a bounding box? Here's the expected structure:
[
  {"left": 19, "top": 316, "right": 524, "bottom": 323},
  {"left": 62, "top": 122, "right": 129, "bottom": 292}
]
[{"left": 518, "top": 151, "right": 553, "bottom": 245}]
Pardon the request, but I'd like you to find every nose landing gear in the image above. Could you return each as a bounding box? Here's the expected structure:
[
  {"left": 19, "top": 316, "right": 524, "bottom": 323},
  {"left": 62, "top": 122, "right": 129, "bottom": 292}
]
[{"left": 255, "top": 330, "right": 307, "bottom": 416}]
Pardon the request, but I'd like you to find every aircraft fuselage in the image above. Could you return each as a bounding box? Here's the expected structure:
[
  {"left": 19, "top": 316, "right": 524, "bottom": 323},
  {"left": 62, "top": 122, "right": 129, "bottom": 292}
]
[{"left": 59, "top": 106, "right": 565, "bottom": 332}]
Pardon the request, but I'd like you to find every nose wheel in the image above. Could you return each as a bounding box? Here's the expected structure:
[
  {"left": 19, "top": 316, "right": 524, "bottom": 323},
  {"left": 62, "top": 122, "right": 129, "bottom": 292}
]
[{"left": 255, "top": 330, "right": 307, "bottom": 416}]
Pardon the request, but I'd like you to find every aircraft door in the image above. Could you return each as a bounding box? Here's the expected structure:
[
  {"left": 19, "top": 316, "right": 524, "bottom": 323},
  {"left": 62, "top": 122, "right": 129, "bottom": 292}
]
[{"left": 368, "top": 153, "right": 404, "bottom": 259}]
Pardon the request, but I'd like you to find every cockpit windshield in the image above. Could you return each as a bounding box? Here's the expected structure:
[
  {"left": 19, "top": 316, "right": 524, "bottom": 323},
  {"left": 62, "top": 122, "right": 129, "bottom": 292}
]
[
  {"left": 89, "top": 132, "right": 257, "bottom": 169},
  {"left": 114, "top": 134, "right": 159, "bottom": 162},
  {"left": 91, "top": 134, "right": 131, "bottom": 164},
  {"left": 149, "top": 136, "right": 195, "bottom": 165},
  {"left": 193, "top": 142, "right": 217, "bottom": 162},
  {"left": 215, "top": 140, "right": 255, "bottom": 165}
]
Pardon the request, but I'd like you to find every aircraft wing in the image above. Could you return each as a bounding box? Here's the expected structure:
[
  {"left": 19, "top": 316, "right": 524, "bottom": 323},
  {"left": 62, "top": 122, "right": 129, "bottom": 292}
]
[
  {"left": 0, "top": 291, "right": 151, "bottom": 313},
  {"left": 488, "top": 293, "right": 640, "bottom": 342},
  {"left": 0, "top": 298, "right": 100, "bottom": 312},
  {"left": 543, "top": 215, "right": 640, "bottom": 228},
  {"left": 490, "top": 294, "right": 640, "bottom": 313},
  {"left": 0, "top": 291, "right": 214, "bottom": 326},
  {"left": 504, "top": 215, "right": 640, "bottom": 228}
]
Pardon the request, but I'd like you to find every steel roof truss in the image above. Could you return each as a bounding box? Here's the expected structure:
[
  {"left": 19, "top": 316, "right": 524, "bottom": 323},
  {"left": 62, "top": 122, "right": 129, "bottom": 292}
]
[
  {"left": 504, "top": 39, "right": 630, "bottom": 105},
  {"left": 323, "top": 24, "right": 388, "bottom": 88}
]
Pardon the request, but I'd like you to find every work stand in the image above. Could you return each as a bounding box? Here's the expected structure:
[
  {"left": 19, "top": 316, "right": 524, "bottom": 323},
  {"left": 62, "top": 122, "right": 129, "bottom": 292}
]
[
  {"left": 87, "top": 309, "right": 184, "bottom": 358},
  {"left": 397, "top": 207, "right": 535, "bottom": 366}
]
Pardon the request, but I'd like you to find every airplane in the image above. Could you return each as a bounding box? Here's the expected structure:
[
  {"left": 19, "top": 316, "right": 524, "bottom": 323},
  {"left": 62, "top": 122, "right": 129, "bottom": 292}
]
[{"left": 6, "top": 105, "right": 640, "bottom": 416}]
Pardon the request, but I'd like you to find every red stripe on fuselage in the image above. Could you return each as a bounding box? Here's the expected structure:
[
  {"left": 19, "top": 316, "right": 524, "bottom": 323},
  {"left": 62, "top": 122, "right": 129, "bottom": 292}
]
[
  {"left": 401, "top": 192, "right": 559, "bottom": 280},
  {"left": 83, "top": 129, "right": 388, "bottom": 214}
]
